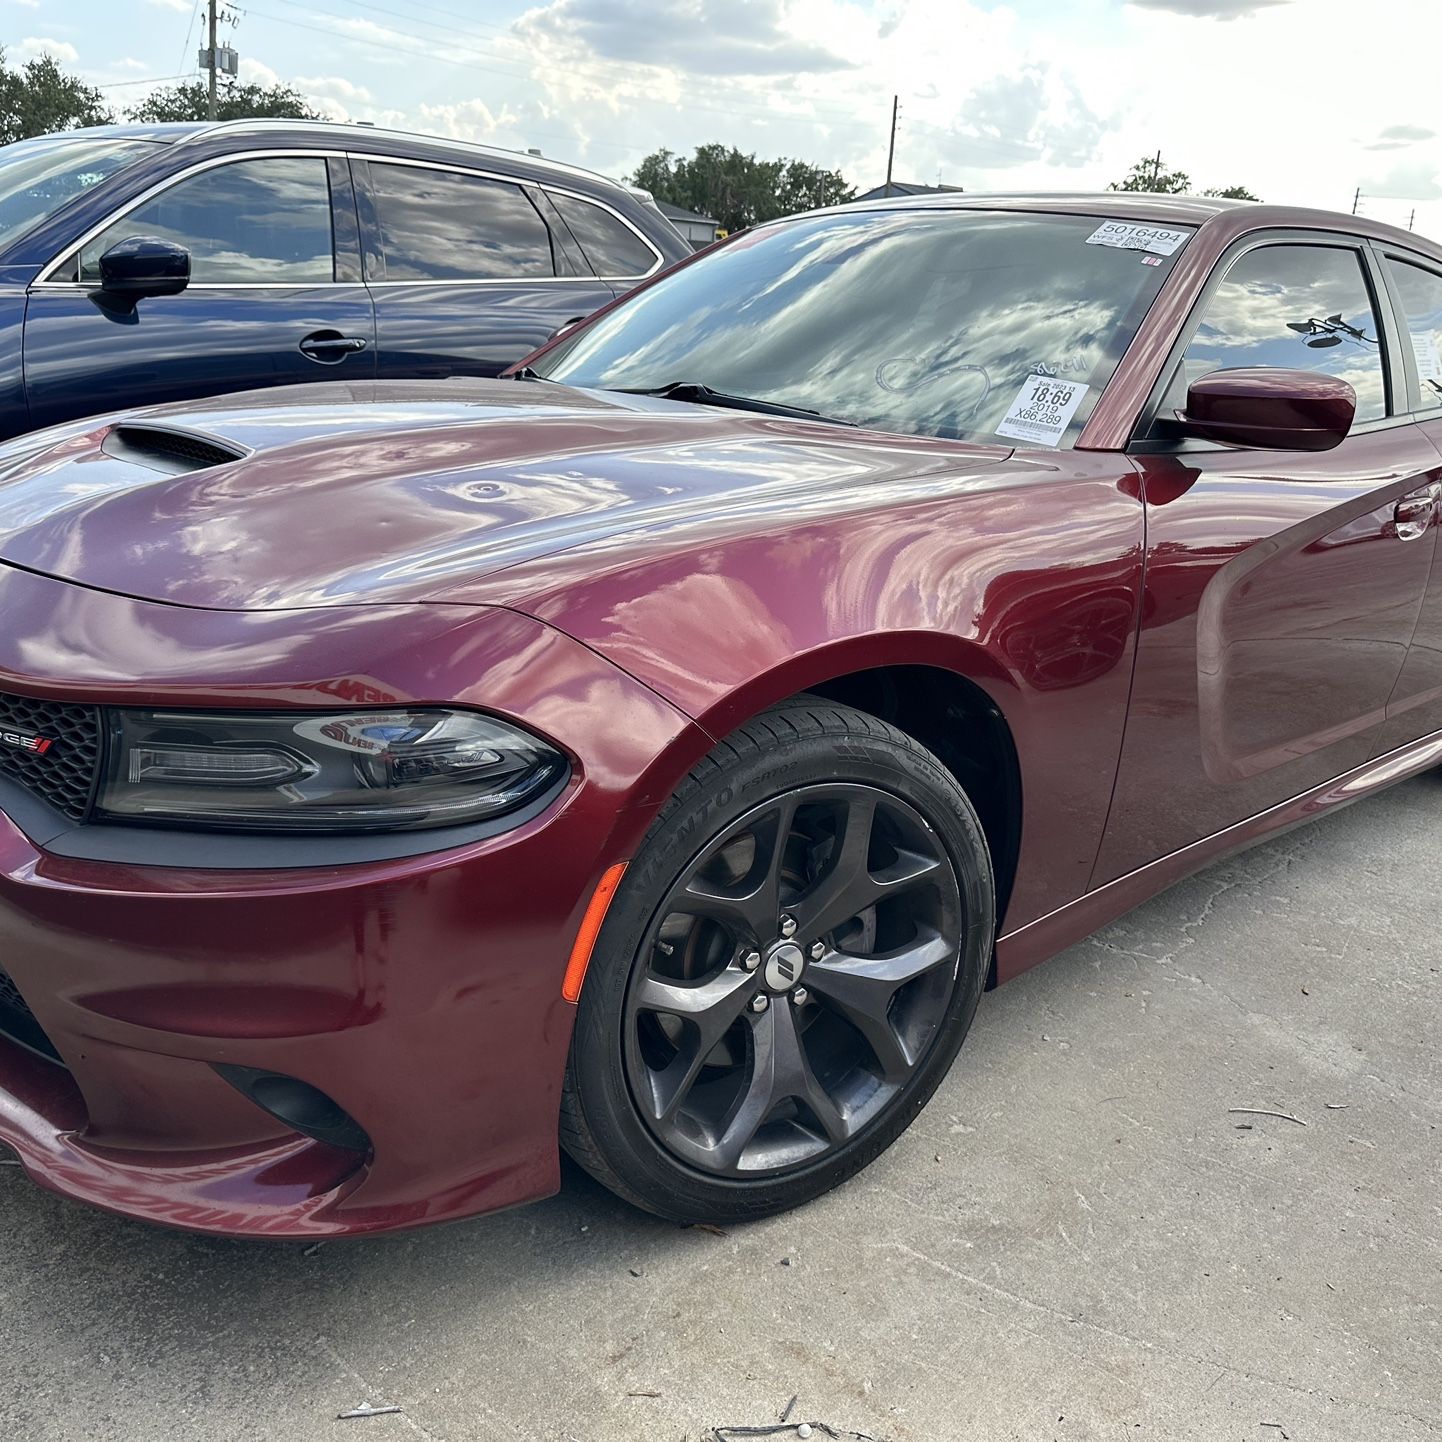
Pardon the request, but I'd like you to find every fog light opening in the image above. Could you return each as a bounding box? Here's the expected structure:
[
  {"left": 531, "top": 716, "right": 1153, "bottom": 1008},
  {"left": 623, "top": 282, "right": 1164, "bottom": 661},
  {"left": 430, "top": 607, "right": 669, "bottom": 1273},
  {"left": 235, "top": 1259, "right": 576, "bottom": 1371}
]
[{"left": 215, "top": 1065, "right": 372, "bottom": 1153}]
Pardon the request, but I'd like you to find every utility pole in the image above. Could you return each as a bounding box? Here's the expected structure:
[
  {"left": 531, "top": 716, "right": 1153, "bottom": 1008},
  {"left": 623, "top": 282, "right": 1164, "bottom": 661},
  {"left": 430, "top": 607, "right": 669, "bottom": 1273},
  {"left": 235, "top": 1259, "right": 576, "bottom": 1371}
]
[
  {"left": 1152, "top": 150, "right": 1162, "bottom": 189},
  {"left": 883, "top": 95, "right": 898, "bottom": 198},
  {"left": 206, "top": 0, "right": 218, "bottom": 121}
]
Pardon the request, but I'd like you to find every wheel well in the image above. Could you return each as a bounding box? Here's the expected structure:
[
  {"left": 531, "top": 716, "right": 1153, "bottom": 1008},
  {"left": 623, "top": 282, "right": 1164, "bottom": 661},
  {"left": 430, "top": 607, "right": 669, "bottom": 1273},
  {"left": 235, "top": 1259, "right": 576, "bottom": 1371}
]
[{"left": 800, "top": 666, "right": 1022, "bottom": 933}]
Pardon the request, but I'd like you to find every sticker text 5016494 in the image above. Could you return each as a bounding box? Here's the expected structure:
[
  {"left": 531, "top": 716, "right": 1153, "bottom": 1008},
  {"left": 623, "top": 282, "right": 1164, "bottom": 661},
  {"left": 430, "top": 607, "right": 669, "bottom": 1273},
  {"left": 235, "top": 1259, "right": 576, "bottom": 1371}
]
[{"left": 995, "top": 376, "right": 1089, "bottom": 448}]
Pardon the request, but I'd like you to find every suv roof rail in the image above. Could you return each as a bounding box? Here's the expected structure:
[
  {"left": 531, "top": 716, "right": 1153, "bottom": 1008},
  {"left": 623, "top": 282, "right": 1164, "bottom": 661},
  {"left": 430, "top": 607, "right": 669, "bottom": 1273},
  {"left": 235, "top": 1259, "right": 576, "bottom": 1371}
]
[{"left": 176, "top": 118, "right": 627, "bottom": 193}]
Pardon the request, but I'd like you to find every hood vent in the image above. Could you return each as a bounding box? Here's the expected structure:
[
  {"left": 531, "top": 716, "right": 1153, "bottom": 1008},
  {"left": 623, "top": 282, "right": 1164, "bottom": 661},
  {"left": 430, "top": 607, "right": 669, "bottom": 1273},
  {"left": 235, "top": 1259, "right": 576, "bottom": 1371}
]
[{"left": 104, "top": 424, "right": 247, "bottom": 475}]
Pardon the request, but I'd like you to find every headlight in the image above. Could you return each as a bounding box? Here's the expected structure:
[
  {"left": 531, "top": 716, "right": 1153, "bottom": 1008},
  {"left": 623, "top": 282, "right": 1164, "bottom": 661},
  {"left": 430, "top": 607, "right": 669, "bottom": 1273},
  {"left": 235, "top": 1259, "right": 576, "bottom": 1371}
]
[{"left": 96, "top": 708, "right": 568, "bottom": 833}]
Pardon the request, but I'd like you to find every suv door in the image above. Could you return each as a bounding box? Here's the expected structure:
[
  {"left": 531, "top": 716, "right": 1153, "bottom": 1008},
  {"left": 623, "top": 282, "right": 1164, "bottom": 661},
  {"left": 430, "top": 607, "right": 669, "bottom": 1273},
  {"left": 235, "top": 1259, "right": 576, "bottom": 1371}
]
[
  {"left": 1094, "top": 235, "right": 1442, "bottom": 885},
  {"left": 354, "top": 158, "right": 617, "bottom": 379},
  {"left": 1375, "top": 250, "right": 1442, "bottom": 752},
  {"left": 22, "top": 154, "right": 375, "bottom": 430}
]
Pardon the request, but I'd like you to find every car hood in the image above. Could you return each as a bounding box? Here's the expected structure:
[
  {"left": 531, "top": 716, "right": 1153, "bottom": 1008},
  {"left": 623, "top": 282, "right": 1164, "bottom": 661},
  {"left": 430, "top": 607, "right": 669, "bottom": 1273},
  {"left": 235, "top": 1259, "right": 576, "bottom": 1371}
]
[{"left": 0, "top": 378, "right": 1014, "bottom": 611}]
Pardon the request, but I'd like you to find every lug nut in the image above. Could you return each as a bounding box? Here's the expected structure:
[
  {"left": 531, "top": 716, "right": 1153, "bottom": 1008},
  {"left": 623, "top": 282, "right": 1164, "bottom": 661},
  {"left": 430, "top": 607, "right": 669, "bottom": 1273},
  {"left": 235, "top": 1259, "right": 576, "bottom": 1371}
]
[
  {"left": 750, "top": 994, "right": 770, "bottom": 1013},
  {"left": 809, "top": 942, "right": 825, "bottom": 959},
  {"left": 792, "top": 987, "right": 809, "bottom": 1006},
  {"left": 779, "top": 914, "right": 798, "bottom": 937},
  {"left": 742, "top": 950, "right": 761, "bottom": 971}
]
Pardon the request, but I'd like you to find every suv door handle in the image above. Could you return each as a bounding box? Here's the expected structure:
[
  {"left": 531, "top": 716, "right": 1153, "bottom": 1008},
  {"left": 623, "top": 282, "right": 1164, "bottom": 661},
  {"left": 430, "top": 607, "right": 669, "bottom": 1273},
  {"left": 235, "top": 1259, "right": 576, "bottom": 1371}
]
[
  {"left": 299, "top": 330, "right": 369, "bottom": 362},
  {"left": 1394, "top": 483, "right": 1441, "bottom": 541}
]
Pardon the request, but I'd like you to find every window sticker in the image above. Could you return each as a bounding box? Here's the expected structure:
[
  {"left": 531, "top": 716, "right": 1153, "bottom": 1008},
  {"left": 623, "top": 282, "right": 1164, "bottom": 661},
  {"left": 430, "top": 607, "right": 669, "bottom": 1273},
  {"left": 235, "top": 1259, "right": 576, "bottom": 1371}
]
[
  {"left": 1086, "top": 221, "right": 1188, "bottom": 256},
  {"left": 1413, "top": 332, "right": 1441, "bottom": 383},
  {"left": 995, "top": 376, "right": 1089, "bottom": 447}
]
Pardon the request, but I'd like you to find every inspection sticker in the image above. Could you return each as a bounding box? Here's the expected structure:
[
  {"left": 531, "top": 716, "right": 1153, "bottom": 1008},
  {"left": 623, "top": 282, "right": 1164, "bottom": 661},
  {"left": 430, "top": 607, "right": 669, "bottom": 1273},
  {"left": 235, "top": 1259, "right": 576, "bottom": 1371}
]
[
  {"left": 996, "top": 376, "right": 1089, "bottom": 446},
  {"left": 1085, "top": 220, "right": 1188, "bottom": 256},
  {"left": 1413, "top": 332, "right": 1441, "bottom": 383}
]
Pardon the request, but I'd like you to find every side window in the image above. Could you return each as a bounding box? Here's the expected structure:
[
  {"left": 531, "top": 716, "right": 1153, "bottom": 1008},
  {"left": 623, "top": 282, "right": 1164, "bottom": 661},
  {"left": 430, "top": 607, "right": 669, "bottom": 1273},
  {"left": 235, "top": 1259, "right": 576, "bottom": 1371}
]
[
  {"left": 79, "top": 157, "right": 334, "bottom": 284},
  {"left": 548, "top": 192, "right": 656, "bottom": 277},
  {"left": 369, "top": 164, "right": 553, "bottom": 281},
  {"left": 1175, "top": 244, "right": 1388, "bottom": 423},
  {"left": 1384, "top": 257, "right": 1442, "bottom": 412}
]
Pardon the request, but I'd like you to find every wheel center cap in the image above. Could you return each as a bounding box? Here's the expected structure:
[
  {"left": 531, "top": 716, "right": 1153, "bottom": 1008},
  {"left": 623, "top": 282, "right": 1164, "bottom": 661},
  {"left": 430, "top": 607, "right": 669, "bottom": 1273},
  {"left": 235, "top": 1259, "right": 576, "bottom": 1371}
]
[{"left": 763, "top": 940, "right": 806, "bottom": 992}]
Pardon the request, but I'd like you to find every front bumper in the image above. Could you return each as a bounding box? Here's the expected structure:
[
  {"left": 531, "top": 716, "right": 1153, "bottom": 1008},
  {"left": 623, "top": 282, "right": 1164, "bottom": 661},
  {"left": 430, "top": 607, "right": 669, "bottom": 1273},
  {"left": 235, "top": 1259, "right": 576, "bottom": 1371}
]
[{"left": 0, "top": 569, "right": 703, "bottom": 1236}]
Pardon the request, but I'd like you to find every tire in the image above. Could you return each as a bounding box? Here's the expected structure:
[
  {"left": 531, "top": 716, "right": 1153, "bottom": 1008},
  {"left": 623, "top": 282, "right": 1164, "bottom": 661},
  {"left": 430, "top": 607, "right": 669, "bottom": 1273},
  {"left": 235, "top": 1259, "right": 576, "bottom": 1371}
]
[{"left": 561, "top": 696, "right": 995, "bottom": 1224}]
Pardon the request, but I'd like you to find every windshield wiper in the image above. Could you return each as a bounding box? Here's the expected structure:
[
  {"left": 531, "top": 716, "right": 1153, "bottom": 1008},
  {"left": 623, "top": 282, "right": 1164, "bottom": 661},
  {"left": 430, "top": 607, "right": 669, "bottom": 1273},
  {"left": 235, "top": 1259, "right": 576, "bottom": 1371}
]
[
  {"left": 509, "top": 365, "right": 555, "bottom": 381},
  {"left": 615, "top": 380, "right": 857, "bottom": 427}
]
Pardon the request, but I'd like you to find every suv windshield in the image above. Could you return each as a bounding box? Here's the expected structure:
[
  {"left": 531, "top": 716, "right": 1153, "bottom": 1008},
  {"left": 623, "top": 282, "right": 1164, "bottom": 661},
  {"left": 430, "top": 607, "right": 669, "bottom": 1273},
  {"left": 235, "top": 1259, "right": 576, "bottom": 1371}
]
[
  {"left": 535, "top": 208, "right": 1191, "bottom": 446},
  {"left": 0, "top": 134, "right": 157, "bottom": 255}
]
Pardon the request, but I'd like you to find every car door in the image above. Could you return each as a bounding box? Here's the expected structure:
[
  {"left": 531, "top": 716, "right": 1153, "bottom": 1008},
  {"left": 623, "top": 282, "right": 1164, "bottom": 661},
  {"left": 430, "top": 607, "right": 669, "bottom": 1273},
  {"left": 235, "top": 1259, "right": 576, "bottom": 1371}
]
[
  {"left": 353, "top": 158, "right": 615, "bottom": 379},
  {"left": 22, "top": 153, "right": 375, "bottom": 431},
  {"left": 1373, "top": 249, "right": 1442, "bottom": 753},
  {"left": 1093, "top": 234, "right": 1442, "bottom": 886}
]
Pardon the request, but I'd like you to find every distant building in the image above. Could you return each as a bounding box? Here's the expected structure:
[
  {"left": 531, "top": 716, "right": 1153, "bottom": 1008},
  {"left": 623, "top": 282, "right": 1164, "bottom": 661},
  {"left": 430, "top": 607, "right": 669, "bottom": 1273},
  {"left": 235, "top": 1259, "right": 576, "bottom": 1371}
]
[
  {"left": 657, "top": 200, "right": 722, "bottom": 251},
  {"left": 854, "top": 181, "right": 965, "bottom": 203}
]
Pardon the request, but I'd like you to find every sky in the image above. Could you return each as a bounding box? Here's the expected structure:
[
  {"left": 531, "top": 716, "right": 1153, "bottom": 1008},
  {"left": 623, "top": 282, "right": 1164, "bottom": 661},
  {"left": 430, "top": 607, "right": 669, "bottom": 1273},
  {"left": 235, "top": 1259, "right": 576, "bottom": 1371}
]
[{"left": 7, "top": 0, "right": 1442, "bottom": 239}]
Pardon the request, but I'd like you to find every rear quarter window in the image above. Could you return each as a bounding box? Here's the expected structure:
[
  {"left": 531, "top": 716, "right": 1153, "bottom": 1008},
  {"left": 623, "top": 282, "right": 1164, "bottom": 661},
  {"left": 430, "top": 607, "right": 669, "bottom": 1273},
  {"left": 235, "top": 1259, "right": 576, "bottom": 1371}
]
[{"left": 549, "top": 192, "right": 657, "bottom": 277}]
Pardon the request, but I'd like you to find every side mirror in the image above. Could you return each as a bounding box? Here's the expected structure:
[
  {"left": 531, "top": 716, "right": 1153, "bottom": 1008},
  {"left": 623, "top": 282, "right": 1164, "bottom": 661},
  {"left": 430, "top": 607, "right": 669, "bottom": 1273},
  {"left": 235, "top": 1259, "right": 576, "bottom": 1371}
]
[
  {"left": 97, "top": 236, "right": 191, "bottom": 301},
  {"left": 1172, "top": 367, "right": 1355, "bottom": 452},
  {"left": 545, "top": 315, "right": 585, "bottom": 345}
]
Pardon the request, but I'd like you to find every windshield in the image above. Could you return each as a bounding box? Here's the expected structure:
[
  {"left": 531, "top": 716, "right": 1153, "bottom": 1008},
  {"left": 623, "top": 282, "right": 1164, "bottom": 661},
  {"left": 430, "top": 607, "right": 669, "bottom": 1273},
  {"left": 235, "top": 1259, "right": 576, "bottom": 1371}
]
[
  {"left": 0, "top": 135, "right": 157, "bottom": 255},
  {"left": 536, "top": 209, "right": 1192, "bottom": 447}
]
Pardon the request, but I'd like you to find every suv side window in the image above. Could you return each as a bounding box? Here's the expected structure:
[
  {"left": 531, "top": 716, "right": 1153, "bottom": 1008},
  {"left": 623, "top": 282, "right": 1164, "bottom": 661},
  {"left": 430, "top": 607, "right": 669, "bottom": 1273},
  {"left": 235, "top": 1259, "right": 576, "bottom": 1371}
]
[
  {"left": 78, "top": 156, "right": 335, "bottom": 284},
  {"left": 368, "top": 163, "right": 553, "bottom": 281},
  {"left": 1384, "top": 257, "right": 1442, "bottom": 412},
  {"left": 1170, "top": 244, "right": 1388, "bottom": 424},
  {"left": 548, "top": 192, "right": 655, "bottom": 277}
]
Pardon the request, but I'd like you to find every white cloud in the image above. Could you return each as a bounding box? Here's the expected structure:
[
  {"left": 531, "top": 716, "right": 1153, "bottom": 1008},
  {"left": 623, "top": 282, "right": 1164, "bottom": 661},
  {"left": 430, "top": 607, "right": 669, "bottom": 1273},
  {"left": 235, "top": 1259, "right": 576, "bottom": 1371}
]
[
  {"left": 145, "top": 0, "right": 192, "bottom": 11},
  {"left": 14, "top": 36, "right": 78, "bottom": 62}
]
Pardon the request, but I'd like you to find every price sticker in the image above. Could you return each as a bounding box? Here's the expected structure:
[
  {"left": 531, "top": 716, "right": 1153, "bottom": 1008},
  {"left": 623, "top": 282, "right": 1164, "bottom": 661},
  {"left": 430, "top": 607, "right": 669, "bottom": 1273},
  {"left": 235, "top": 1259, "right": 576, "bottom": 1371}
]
[{"left": 995, "top": 376, "right": 1090, "bottom": 447}]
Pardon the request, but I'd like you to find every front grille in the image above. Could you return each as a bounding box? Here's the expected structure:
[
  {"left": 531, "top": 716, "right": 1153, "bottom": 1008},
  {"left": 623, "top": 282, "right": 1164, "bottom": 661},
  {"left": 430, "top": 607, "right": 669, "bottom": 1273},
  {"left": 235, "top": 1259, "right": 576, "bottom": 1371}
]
[
  {"left": 0, "top": 691, "right": 101, "bottom": 821},
  {"left": 107, "top": 424, "right": 245, "bottom": 473},
  {"left": 0, "top": 963, "right": 61, "bottom": 1063}
]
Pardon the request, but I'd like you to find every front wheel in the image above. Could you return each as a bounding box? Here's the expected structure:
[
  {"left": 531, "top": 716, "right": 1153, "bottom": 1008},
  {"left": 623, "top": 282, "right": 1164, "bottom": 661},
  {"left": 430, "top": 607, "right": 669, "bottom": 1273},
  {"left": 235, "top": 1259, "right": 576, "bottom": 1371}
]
[{"left": 561, "top": 699, "right": 995, "bottom": 1223}]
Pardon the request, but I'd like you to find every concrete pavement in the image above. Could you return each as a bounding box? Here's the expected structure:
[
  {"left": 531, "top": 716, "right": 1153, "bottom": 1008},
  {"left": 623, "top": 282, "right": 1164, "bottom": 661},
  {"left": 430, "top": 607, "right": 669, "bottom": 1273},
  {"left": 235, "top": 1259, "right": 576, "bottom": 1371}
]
[{"left": 3, "top": 771, "right": 1439, "bottom": 1442}]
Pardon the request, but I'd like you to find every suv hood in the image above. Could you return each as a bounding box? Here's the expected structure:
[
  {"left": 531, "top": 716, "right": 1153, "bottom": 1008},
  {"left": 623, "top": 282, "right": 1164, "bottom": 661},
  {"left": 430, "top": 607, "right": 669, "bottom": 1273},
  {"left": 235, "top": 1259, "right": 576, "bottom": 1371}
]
[{"left": 0, "top": 378, "right": 1013, "bottom": 611}]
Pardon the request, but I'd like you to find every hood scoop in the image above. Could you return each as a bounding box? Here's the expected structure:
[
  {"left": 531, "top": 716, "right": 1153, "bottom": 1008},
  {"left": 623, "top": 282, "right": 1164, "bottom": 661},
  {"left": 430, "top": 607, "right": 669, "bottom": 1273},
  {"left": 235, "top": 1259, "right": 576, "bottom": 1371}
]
[{"left": 102, "top": 424, "right": 248, "bottom": 475}]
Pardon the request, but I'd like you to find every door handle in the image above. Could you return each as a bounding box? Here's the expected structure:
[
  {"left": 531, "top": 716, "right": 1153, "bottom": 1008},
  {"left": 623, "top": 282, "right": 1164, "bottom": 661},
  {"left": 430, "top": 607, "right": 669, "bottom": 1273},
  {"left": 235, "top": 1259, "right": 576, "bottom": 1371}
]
[
  {"left": 1394, "top": 484, "right": 1441, "bottom": 541},
  {"left": 299, "top": 330, "right": 369, "bottom": 363}
]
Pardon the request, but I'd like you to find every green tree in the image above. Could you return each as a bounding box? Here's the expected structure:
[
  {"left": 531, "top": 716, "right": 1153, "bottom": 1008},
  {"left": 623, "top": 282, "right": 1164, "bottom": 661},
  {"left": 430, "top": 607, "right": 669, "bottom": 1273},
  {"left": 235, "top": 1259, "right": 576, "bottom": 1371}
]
[
  {"left": 1109, "top": 153, "right": 1191, "bottom": 194},
  {"left": 128, "top": 79, "right": 321, "bottom": 124},
  {"left": 631, "top": 144, "right": 854, "bottom": 232},
  {"left": 1109, "top": 153, "right": 1261, "bottom": 202},
  {"left": 0, "top": 49, "right": 113, "bottom": 145}
]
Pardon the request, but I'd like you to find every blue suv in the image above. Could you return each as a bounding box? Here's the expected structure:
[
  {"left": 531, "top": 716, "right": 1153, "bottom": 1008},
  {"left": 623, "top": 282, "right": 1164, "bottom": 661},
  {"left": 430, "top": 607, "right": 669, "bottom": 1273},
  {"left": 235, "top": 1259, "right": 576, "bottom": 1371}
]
[{"left": 0, "top": 119, "right": 690, "bottom": 438}]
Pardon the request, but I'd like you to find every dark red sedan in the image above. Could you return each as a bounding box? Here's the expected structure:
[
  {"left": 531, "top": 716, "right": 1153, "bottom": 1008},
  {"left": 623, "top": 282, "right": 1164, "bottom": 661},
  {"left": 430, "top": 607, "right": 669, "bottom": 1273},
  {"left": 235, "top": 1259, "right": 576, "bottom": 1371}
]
[{"left": 1, "top": 194, "right": 1439, "bottom": 1237}]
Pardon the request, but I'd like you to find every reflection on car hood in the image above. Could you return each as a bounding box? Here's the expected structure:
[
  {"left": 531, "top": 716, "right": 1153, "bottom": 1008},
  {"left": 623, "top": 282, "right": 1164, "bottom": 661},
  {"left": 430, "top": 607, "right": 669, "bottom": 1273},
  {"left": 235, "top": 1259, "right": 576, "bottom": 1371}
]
[{"left": 0, "top": 378, "right": 1014, "bottom": 611}]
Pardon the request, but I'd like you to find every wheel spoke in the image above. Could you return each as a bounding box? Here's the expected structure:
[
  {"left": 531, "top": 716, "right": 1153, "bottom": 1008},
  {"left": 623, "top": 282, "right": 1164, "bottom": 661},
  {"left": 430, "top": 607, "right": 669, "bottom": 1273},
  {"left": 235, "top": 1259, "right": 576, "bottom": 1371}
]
[
  {"left": 633, "top": 967, "right": 756, "bottom": 1123},
  {"left": 677, "top": 795, "right": 798, "bottom": 941},
  {"left": 790, "top": 795, "right": 878, "bottom": 939},
  {"left": 713, "top": 999, "right": 851, "bottom": 1168},
  {"left": 803, "top": 926, "right": 955, "bottom": 1082}
]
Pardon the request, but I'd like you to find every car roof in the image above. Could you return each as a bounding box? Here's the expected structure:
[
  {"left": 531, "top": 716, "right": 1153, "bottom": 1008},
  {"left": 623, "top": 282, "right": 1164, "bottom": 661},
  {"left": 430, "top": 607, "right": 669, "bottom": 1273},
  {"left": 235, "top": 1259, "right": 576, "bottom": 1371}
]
[
  {"left": 60, "top": 118, "right": 640, "bottom": 197},
  {"left": 811, "top": 189, "right": 1442, "bottom": 260}
]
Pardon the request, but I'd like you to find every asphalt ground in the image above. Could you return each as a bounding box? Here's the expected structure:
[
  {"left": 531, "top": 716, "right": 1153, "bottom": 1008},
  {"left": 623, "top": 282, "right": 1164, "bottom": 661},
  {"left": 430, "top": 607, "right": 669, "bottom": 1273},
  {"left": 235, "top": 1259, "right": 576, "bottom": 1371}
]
[{"left": 3, "top": 770, "right": 1439, "bottom": 1441}]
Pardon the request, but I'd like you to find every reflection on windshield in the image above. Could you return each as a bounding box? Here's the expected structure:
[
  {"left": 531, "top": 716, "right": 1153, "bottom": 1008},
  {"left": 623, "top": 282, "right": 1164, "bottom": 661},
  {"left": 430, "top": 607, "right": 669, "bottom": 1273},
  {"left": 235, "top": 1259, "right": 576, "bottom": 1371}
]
[
  {"left": 538, "top": 210, "right": 1189, "bottom": 446},
  {"left": 0, "top": 136, "right": 156, "bottom": 253}
]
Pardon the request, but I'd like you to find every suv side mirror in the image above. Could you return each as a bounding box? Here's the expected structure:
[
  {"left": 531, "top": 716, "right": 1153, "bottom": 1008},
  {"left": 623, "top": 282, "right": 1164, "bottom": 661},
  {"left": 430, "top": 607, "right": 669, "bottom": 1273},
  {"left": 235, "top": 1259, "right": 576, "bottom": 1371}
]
[
  {"left": 1171, "top": 367, "right": 1355, "bottom": 452},
  {"left": 97, "top": 236, "right": 191, "bottom": 301}
]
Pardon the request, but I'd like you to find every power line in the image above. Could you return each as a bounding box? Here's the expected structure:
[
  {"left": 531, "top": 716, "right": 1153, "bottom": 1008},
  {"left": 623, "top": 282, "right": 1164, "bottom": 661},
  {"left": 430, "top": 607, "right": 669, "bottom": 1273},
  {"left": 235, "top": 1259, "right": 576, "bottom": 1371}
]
[{"left": 96, "top": 73, "right": 189, "bottom": 89}]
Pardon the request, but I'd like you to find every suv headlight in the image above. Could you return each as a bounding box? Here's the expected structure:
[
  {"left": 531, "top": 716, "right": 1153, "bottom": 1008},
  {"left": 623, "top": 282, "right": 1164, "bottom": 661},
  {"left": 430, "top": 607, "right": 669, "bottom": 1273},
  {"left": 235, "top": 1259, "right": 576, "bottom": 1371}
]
[{"left": 96, "top": 708, "right": 568, "bottom": 833}]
